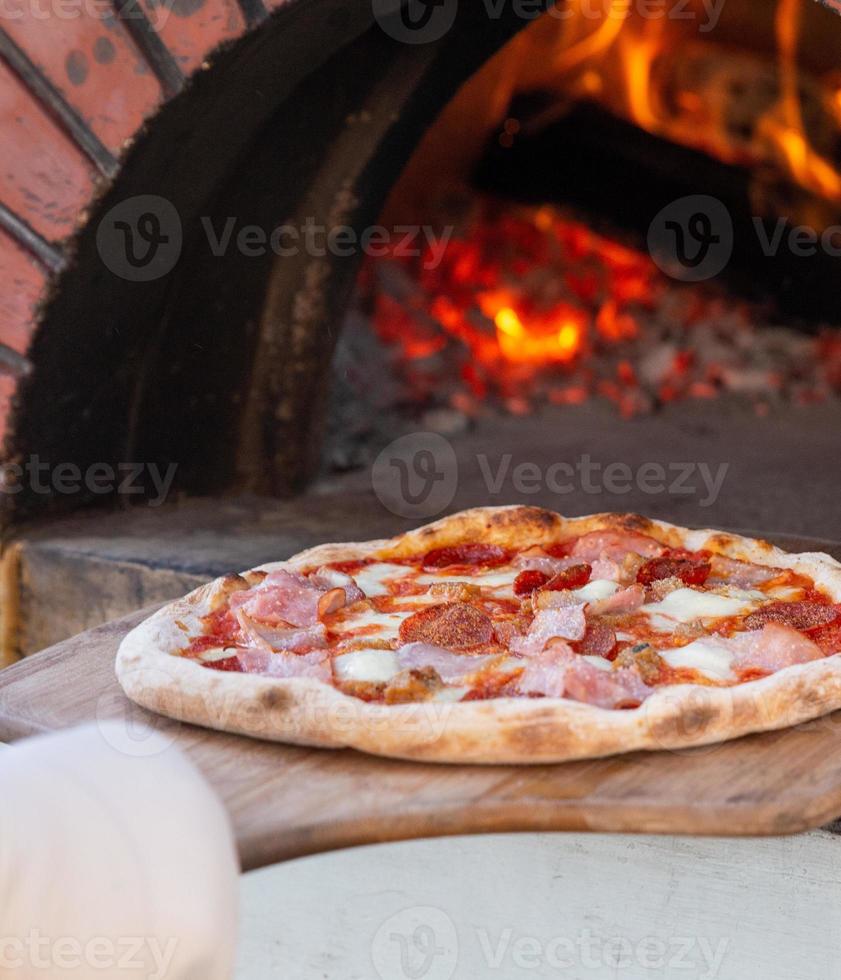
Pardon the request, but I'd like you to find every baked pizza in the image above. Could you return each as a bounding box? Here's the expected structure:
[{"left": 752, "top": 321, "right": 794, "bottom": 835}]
[{"left": 116, "top": 507, "right": 841, "bottom": 763}]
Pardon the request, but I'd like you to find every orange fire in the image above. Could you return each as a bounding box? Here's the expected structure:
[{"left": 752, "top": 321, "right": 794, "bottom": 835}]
[
  {"left": 383, "top": 0, "right": 841, "bottom": 228},
  {"left": 491, "top": 305, "right": 583, "bottom": 363},
  {"left": 367, "top": 202, "right": 655, "bottom": 396},
  {"left": 365, "top": 0, "right": 841, "bottom": 416}
]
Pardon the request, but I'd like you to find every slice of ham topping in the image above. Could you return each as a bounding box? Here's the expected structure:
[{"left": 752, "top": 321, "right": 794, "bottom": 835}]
[
  {"left": 513, "top": 550, "right": 589, "bottom": 576},
  {"left": 729, "top": 623, "right": 823, "bottom": 672},
  {"left": 707, "top": 555, "right": 783, "bottom": 588},
  {"left": 235, "top": 610, "right": 327, "bottom": 653},
  {"left": 311, "top": 566, "right": 365, "bottom": 605},
  {"left": 568, "top": 530, "right": 664, "bottom": 562},
  {"left": 230, "top": 567, "right": 365, "bottom": 631},
  {"left": 588, "top": 584, "right": 646, "bottom": 616},
  {"left": 511, "top": 604, "right": 587, "bottom": 657},
  {"left": 563, "top": 657, "right": 653, "bottom": 709},
  {"left": 396, "top": 642, "right": 500, "bottom": 683},
  {"left": 231, "top": 570, "right": 339, "bottom": 627},
  {"left": 516, "top": 641, "right": 574, "bottom": 698},
  {"left": 514, "top": 640, "right": 651, "bottom": 707},
  {"left": 206, "top": 648, "right": 330, "bottom": 680},
  {"left": 398, "top": 602, "right": 494, "bottom": 649}
]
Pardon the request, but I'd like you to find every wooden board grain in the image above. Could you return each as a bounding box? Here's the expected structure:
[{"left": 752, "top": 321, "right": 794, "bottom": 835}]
[{"left": 3, "top": 532, "right": 841, "bottom": 869}]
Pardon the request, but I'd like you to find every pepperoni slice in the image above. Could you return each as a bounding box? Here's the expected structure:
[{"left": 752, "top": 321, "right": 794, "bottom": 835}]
[
  {"left": 545, "top": 563, "right": 592, "bottom": 591},
  {"left": 422, "top": 543, "right": 509, "bottom": 568},
  {"left": 398, "top": 602, "right": 494, "bottom": 649},
  {"left": 810, "top": 619, "right": 841, "bottom": 655},
  {"left": 514, "top": 570, "right": 550, "bottom": 596},
  {"left": 743, "top": 601, "right": 841, "bottom": 632},
  {"left": 576, "top": 623, "right": 617, "bottom": 660},
  {"left": 637, "top": 556, "right": 711, "bottom": 587}
]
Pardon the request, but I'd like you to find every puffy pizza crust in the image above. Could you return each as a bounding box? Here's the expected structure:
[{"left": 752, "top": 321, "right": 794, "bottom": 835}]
[{"left": 115, "top": 507, "right": 841, "bottom": 764}]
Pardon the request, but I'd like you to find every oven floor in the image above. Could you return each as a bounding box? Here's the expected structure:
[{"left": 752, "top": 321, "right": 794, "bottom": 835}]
[{"left": 8, "top": 397, "right": 841, "bottom": 657}]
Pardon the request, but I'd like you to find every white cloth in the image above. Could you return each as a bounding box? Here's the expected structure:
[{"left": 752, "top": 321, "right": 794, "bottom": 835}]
[{"left": 0, "top": 723, "right": 239, "bottom": 979}]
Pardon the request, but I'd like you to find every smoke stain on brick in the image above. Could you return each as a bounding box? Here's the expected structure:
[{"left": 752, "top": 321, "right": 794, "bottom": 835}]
[
  {"left": 93, "top": 37, "right": 117, "bottom": 65},
  {"left": 66, "top": 50, "right": 89, "bottom": 86}
]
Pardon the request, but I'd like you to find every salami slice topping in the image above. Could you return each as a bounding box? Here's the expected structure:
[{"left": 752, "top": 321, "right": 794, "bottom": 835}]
[
  {"left": 637, "top": 556, "right": 711, "bottom": 586},
  {"left": 743, "top": 601, "right": 841, "bottom": 632},
  {"left": 576, "top": 623, "right": 617, "bottom": 660},
  {"left": 422, "top": 543, "right": 509, "bottom": 568},
  {"left": 514, "top": 569, "right": 550, "bottom": 596},
  {"left": 398, "top": 602, "right": 494, "bottom": 649},
  {"left": 545, "top": 563, "right": 592, "bottom": 591}
]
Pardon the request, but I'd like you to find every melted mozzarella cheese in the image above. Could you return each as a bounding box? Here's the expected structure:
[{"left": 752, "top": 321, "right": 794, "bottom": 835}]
[
  {"left": 641, "top": 587, "right": 756, "bottom": 623},
  {"left": 766, "top": 584, "right": 803, "bottom": 601},
  {"left": 333, "top": 649, "right": 401, "bottom": 683},
  {"left": 352, "top": 563, "right": 414, "bottom": 597},
  {"left": 334, "top": 607, "right": 404, "bottom": 641},
  {"left": 572, "top": 579, "right": 620, "bottom": 602},
  {"left": 198, "top": 647, "right": 237, "bottom": 662},
  {"left": 660, "top": 639, "right": 735, "bottom": 681},
  {"left": 414, "top": 568, "right": 519, "bottom": 595}
]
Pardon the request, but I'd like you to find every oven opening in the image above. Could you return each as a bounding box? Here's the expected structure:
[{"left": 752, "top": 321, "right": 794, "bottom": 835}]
[{"left": 325, "top": 0, "right": 841, "bottom": 475}]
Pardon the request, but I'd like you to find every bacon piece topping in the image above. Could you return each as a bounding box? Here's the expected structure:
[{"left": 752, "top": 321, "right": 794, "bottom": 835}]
[
  {"left": 422, "top": 543, "right": 509, "bottom": 568},
  {"left": 637, "top": 556, "right": 711, "bottom": 587},
  {"left": 398, "top": 602, "right": 494, "bottom": 649},
  {"left": 743, "top": 601, "right": 840, "bottom": 632}
]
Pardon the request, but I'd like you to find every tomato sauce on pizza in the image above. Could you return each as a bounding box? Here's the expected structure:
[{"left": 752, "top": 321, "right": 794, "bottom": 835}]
[{"left": 180, "top": 528, "right": 841, "bottom": 711}]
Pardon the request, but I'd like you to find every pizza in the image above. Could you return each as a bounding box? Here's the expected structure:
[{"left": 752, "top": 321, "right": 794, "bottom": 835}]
[{"left": 116, "top": 507, "right": 841, "bottom": 763}]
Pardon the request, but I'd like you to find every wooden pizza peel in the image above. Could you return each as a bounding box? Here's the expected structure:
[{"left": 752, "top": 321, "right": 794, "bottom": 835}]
[{"left": 2, "top": 532, "right": 841, "bottom": 870}]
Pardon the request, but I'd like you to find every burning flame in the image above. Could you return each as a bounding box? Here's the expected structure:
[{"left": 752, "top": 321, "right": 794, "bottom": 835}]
[
  {"left": 362, "top": 199, "right": 841, "bottom": 419},
  {"left": 365, "top": 0, "right": 841, "bottom": 416},
  {"left": 383, "top": 0, "right": 841, "bottom": 227},
  {"left": 492, "top": 306, "right": 582, "bottom": 363}
]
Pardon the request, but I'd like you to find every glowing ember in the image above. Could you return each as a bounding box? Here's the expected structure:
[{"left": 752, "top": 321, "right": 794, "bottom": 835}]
[{"left": 357, "top": 198, "right": 841, "bottom": 419}]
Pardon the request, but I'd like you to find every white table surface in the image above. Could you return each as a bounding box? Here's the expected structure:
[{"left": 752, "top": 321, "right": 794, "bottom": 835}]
[{"left": 237, "top": 831, "right": 841, "bottom": 980}]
